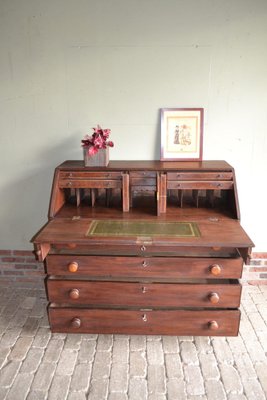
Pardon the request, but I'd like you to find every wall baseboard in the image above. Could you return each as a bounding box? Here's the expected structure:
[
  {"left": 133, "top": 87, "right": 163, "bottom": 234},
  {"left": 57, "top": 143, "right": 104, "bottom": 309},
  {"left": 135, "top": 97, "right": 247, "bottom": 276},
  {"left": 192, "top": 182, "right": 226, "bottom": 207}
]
[{"left": 0, "top": 250, "right": 266, "bottom": 287}]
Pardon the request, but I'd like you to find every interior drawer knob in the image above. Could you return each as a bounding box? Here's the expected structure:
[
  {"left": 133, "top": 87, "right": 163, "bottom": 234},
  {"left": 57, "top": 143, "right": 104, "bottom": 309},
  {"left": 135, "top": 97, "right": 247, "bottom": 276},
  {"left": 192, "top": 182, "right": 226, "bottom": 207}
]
[
  {"left": 142, "top": 286, "right": 147, "bottom": 293},
  {"left": 68, "top": 261, "right": 79, "bottom": 273},
  {"left": 210, "top": 264, "right": 221, "bottom": 276},
  {"left": 141, "top": 245, "right": 146, "bottom": 252},
  {"left": 208, "top": 320, "right": 219, "bottom": 330},
  {"left": 208, "top": 292, "right": 220, "bottom": 304},
  {"left": 69, "top": 288, "right": 80, "bottom": 300},
  {"left": 71, "top": 317, "right": 81, "bottom": 328}
]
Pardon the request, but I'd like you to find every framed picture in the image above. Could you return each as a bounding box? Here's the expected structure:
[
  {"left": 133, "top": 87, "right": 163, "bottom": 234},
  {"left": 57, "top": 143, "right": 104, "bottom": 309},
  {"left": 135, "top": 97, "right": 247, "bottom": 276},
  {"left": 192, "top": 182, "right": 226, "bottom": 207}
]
[{"left": 160, "top": 108, "right": 204, "bottom": 161}]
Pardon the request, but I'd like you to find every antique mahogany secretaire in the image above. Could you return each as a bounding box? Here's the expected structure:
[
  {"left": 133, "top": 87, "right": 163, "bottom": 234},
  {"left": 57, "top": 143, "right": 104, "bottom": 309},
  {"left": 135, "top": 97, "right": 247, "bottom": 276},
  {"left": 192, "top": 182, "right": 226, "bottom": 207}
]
[{"left": 32, "top": 160, "right": 254, "bottom": 336}]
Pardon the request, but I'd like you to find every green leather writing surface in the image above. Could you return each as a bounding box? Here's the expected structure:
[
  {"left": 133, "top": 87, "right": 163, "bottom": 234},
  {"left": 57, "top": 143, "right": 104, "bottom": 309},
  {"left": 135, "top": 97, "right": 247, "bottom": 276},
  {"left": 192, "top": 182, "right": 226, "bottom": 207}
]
[{"left": 87, "top": 220, "right": 200, "bottom": 238}]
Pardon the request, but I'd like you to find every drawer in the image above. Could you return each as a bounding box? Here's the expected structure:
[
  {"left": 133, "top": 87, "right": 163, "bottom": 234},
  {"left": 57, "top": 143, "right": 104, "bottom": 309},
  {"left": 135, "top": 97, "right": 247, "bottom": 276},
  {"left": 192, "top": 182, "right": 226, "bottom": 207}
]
[
  {"left": 167, "top": 172, "right": 233, "bottom": 181},
  {"left": 48, "top": 306, "right": 241, "bottom": 336},
  {"left": 130, "top": 178, "right": 157, "bottom": 186},
  {"left": 47, "top": 279, "right": 241, "bottom": 308},
  {"left": 46, "top": 255, "right": 243, "bottom": 279},
  {"left": 167, "top": 181, "right": 234, "bottom": 190},
  {"left": 50, "top": 245, "right": 243, "bottom": 258},
  {"left": 58, "top": 179, "right": 122, "bottom": 189},
  {"left": 52, "top": 244, "right": 196, "bottom": 256},
  {"left": 130, "top": 171, "right": 157, "bottom": 178},
  {"left": 59, "top": 171, "right": 122, "bottom": 179}
]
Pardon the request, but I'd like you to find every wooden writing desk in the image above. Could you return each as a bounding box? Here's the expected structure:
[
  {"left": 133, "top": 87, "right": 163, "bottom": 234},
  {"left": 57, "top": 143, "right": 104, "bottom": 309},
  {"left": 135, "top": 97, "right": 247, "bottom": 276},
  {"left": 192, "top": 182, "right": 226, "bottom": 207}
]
[{"left": 32, "top": 160, "right": 254, "bottom": 336}]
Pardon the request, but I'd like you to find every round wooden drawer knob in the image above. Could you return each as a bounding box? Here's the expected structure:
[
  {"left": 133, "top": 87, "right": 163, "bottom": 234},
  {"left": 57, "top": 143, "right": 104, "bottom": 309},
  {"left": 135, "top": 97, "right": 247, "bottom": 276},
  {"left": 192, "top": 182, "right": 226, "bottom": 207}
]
[
  {"left": 69, "top": 288, "right": 80, "bottom": 300},
  {"left": 210, "top": 264, "right": 221, "bottom": 276},
  {"left": 71, "top": 317, "right": 81, "bottom": 329},
  {"left": 208, "top": 292, "right": 220, "bottom": 304},
  {"left": 208, "top": 320, "right": 219, "bottom": 330},
  {"left": 68, "top": 262, "right": 79, "bottom": 273}
]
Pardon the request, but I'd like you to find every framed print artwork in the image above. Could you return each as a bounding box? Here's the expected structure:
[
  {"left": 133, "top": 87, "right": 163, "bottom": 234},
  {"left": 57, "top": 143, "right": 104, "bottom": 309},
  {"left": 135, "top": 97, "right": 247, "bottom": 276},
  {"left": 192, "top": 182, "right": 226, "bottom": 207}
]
[{"left": 160, "top": 108, "right": 204, "bottom": 161}]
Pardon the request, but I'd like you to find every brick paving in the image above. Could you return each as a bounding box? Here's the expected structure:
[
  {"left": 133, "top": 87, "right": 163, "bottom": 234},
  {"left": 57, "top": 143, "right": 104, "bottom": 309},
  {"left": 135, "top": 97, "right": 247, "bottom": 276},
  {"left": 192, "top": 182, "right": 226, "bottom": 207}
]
[{"left": 0, "top": 285, "right": 266, "bottom": 400}]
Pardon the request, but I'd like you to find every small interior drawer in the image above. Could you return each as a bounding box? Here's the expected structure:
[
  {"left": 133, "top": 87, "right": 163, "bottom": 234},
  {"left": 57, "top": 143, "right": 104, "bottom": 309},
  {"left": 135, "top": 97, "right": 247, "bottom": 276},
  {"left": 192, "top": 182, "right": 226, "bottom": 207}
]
[
  {"left": 59, "top": 171, "right": 122, "bottom": 179},
  {"left": 167, "top": 172, "right": 233, "bottom": 181},
  {"left": 130, "top": 171, "right": 157, "bottom": 178},
  {"left": 130, "top": 178, "right": 157, "bottom": 186},
  {"left": 58, "top": 179, "right": 122, "bottom": 189},
  {"left": 167, "top": 181, "right": 234, "bottom": 190}
]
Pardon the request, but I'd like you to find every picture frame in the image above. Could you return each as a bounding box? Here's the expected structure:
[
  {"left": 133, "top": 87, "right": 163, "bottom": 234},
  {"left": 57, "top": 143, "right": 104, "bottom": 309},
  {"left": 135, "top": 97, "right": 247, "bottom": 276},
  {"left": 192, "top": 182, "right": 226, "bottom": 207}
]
[{"left": 160, "top": 108, "right": 204, "bottom": 161}]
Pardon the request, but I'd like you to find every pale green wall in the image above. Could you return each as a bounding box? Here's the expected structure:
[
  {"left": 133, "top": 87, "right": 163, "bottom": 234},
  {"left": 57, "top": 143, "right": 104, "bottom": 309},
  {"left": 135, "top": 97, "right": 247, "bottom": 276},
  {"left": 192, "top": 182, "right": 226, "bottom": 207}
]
[{"left": 0, "top": 0, "right": 266, "bottom": 250}]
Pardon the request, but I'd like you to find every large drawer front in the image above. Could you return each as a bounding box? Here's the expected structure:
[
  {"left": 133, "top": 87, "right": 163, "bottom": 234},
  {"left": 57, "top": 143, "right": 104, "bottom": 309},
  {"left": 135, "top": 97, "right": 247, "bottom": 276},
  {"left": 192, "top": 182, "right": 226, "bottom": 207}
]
[
  {"left": 48, "top": 307, "right": 240, "bottom": 336},
  {"left": 46, "top": 255, "right": 243, "bottom": 279},
  {"left": 47, "top": 280, "right": 241, "bottom": 308}
]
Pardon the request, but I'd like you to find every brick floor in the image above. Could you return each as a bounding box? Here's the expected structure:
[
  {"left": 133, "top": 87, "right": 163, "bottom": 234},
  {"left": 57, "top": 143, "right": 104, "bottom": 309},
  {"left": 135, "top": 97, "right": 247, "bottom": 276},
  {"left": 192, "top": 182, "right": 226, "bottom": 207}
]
[{"left": 0, "top": 285, "right": 267, "bottom": 400}]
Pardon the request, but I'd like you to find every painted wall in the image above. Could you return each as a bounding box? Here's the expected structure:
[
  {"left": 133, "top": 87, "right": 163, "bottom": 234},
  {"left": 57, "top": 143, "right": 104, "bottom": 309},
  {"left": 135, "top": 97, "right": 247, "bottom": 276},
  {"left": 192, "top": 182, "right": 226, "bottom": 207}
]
[{"left": 0, "top": 0, "right": 266, "bottom": 250}]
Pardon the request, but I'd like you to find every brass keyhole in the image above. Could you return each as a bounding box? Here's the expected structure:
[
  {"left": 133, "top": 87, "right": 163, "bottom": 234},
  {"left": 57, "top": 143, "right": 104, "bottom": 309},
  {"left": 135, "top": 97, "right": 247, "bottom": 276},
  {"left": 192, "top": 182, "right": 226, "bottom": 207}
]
[{"left": 142, "top": 261, "right": 148, "bottom": 268}]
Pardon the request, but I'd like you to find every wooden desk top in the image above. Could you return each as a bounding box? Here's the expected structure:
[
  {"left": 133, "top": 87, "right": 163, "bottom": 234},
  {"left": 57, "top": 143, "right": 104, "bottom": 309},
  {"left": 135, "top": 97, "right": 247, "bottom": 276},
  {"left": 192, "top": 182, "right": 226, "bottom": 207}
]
[{"left": 58, "top": 160, "right": 233, "bottom": 171}]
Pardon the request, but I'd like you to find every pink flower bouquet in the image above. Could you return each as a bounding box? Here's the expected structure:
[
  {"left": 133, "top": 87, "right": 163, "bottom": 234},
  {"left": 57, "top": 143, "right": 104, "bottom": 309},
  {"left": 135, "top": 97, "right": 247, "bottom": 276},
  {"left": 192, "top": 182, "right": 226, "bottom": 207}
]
[{"left": 81, "top": 125, "right": 114, "bottom": 155}]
